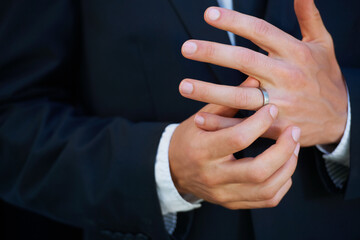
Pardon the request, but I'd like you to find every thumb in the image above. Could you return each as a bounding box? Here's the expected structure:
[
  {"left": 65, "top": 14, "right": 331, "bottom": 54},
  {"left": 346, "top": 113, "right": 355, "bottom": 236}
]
[{"left": 294, "top": 0, "right": 329, "bottom": 42}]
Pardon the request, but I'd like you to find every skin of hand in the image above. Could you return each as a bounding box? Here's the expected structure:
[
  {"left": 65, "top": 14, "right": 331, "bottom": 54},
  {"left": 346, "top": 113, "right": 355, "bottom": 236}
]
[
  {"left": 169, "top": 89, "right": 301, "bottom": 209},
  {"left": 179, "top": 0, "right": 348, "bottom": 147}
]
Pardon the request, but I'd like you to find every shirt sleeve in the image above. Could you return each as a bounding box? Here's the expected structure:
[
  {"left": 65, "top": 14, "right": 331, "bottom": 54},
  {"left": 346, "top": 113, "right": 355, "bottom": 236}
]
[
  {"left": 154, "top": 124, "right": 202, "bottom": 234},
  {"left": 316, "top": 89, "right": 351, "bottom": 188}
]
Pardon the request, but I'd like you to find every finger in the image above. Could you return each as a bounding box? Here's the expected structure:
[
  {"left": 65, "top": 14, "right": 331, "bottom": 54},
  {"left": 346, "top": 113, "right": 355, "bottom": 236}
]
[
  {"left": 204, "top": 7, "right": 299, "bottom": 56},
  {"left": 203, "top": 104, "right": 278, "bottom": 158},
  {"left": 179, "top": 79, "right": 264, "bottom": 110},
  {"left": 254, "top": 150, "right": 298, "bottom": 201},
  {"left": 182, "top": 40, "right": 283, "bottom": 82},
  {"left": 219, "top": 126, "right": 300, "bottom": 183},
  {"left": 242, "top": 77, "right": 260, "bottom": 88},
  {"left": 200, "top": 104, "right": 239, "bottom": 118},
  {"left": 220, "top": 178, "right": 293, "bottom": 209},
  {"left": 194, "top": 77, "right": 264, "bottom": 130},
  {"left": 195, "top": 112, "right": 244, "bottom": 131},
  {"left": 212, "top": 153, "right": 297, "bottom": 203},
  {"left": 294, "top": 0, "right": 330, "bottom": 42},
  {"left": 195, "top": 112, "right": 285, "bottom": 140},
  {"left": 250, "top": 126, "right": 300, "bottom": 181},
  {"left": 198, "top": 77, "right": 258, "bottom": 117}
]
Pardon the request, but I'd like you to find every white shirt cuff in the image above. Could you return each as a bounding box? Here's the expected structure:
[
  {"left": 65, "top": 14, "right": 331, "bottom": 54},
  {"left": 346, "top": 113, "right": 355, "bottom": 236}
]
[
  {"left": 316, "top": 90, "right": 351, "bottom": 167},
  {"left": 155, "top": 124, "right": 202, "bottom": 215}
]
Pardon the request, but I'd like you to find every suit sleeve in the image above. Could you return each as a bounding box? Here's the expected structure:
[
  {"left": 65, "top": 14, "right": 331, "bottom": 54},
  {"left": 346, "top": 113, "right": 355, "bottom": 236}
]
[
  {"left": 342, "top": 68, "right": 360, "bottom": 200},
  {"left": 0, "top": 0, "right": 169, "bottom": 238},
  {"left": 314, "top": 68, "right": 360, "bottom": 200}
]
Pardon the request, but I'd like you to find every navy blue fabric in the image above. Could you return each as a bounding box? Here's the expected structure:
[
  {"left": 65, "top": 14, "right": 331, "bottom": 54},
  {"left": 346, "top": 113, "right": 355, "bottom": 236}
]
[{"left": 0, "top": 0, "right": 359, "bottom": 239}]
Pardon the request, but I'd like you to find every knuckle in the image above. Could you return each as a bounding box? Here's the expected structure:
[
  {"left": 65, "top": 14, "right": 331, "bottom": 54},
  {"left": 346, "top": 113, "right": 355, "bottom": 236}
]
[
  {"left": 209, "top": 116, "right": 221, "bottom": 130},
  {"left": 265, "top": 180, "right": 292, "bottom": 208},
  {"left": 229, "top": 12, "right": 240, "bottom": 28},
  {"left": 296, "top": 44, "right": 313, "bottom": 62},
  {"left": 275, "top": 143, "right": 294, "bottom": 161},
  {"left": 204, "top": 44, "right": 216, "bottom": 59},
  {"left": 313, "top": 9, "right": 322, "bottom": 21},
  {"left": 278, "top": 66, "right": 302, "bottom": 81},
  {"left": 260, "top": 186, "right": 277, "bottom": 200},
  {"left": 235, "top": 49, "right": 256, "bottom": 69},
  {"left": 248, "top": 166, "right": 268, "bottom": 183},
  {"left": 234, "top": 89, "right": 249, "bottom": 108},
  {"left": 253, "top": 19, "right": 271, "bottom": 37},
  {"left": 210, "top": 190, "right": 228, "bottom": 204},
  {"left": 282, "top": 68, "right": 306, "bottom": 90},
  {"left": 265, "top": 197, "right": 281, "bottom": 208},
  {"left": 288, "top": 178, "right": 293, "bottom": 187},
  {"left": 223, "top": 203, "right": 239, "bottom": 210},
  {"left": 288, "top": 69, "right": 305, "bottom": 82},
  {"left": 229, "top": 134, "right": 247, "bottom": 149}
]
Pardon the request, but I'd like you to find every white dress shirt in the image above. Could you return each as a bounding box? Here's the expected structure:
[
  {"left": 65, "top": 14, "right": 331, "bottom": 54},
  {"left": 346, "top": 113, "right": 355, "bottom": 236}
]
[{"left": 154, "top": 0, "right": 351, "bottom": 234}]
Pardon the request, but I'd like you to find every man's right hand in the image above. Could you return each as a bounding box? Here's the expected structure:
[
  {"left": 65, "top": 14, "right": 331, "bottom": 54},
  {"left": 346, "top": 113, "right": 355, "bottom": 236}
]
[{"left": 169, "top": 103, "right": 301, "bottom": 209}]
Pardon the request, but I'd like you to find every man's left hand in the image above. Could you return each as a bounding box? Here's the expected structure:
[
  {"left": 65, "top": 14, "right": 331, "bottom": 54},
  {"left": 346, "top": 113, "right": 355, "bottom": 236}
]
[{"left": 179, "top": 0, "right": 347, "bottom": 147}]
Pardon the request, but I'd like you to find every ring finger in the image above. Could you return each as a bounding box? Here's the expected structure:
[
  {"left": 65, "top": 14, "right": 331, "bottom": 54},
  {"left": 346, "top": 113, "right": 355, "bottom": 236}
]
[{"left": 180, "top": 79, "right": 264, "bottom": 110}]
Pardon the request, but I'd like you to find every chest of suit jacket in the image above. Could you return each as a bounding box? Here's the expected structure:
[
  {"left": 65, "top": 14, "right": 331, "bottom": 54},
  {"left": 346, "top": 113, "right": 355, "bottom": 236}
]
[{"left": 78, "top": 0, "right": 360, "bottom": 122}]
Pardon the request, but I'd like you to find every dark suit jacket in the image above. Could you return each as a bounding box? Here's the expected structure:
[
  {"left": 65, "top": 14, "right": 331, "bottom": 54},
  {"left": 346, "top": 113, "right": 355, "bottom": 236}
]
[{"left": 0, "top": 0, "right": 360, "bottom": 239}]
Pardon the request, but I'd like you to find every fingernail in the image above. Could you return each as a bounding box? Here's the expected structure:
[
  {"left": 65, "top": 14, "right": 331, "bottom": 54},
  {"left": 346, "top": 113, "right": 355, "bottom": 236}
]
[
  {"left": 207, "top": 8, "right": 221, "bottom": 21},
  {"left": 180, "top": 81, "right": 194, "bottom": 94},
  {"left": 195, "top": 115, "right": 205, "bottom": 125},
  {"left": 182, "top": 41, "right": 197, "bottom": 55},
  {"left": 294, "top": 143, "right": 300, "bottom": 157},
  {"left": 269, "top": 105, "right": 278, "bottom": 119},
  {"left": 292, "top": 127, "right": 301, "bottom": 142}
]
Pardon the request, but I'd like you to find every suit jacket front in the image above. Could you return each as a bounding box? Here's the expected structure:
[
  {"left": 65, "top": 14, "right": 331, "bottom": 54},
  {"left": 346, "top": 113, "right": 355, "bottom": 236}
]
[{"left": 0, "top": 0, "right": 359, "bottom": 239}]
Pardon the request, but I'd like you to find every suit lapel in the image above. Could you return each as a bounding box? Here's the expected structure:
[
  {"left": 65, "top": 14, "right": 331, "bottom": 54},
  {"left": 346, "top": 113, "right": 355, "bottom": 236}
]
[{"left": 167, "top": 0, "right": 244, "bottom": 86}]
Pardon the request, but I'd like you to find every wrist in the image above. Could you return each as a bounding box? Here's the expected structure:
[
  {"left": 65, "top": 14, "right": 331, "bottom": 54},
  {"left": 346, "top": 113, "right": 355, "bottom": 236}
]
[
  {"left": 323, "top": 76, "right": 348, "bottom": 145},
  {"left": 325, "top": 110, "right": 347, "bottom": 145},
  {"left": 168, "top": 122, "right": 187, "bottom": 195}
]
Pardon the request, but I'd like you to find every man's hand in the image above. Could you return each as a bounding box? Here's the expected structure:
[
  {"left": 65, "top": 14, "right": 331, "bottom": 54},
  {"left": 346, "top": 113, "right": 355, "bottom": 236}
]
[
  {"left": 169, "top": 101, "right": 301, "bottom": 209},
  {"left": 179, "top": 0, "right": 347, "bottom": 147}
]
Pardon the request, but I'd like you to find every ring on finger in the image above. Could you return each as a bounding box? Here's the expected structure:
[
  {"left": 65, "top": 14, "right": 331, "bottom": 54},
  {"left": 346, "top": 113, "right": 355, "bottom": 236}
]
[{"left": 259, "top": 87, "right": 270, "bottom": 106}]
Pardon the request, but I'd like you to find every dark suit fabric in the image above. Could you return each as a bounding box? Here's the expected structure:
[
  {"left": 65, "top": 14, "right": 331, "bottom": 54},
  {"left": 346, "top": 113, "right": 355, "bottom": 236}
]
[{"left": 0, "top": 0, "right": 359, "bottom": 239}]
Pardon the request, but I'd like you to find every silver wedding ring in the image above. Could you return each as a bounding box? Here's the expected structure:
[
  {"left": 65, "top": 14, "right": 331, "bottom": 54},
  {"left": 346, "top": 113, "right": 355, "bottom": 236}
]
[{"left": 259, "top": 87, "right": 270, "bottom": 106}]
